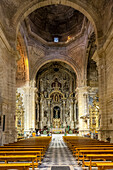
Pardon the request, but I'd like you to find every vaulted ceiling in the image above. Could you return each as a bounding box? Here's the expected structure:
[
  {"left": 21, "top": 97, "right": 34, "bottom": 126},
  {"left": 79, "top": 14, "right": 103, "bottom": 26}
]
[{"left": 28, "top": 5, "right": 85, "bottom": 42}]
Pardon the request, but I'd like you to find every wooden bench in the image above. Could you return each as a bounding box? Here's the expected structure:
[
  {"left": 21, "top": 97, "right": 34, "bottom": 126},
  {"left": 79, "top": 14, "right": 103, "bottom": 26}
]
[
  {"left": 77, "top": 150, "right": 113, "bottom": 166},
  {"left": 95, "top": 162, "right": 113, "bottom": 170},
  {"left": 73, "top": 147, "right": 113, "bottom": 156},
  {"left": 0, "top": 147, "right": 44, "bottom": 152},
  {"left": 75, "top": 149, "right": 113, "bottom": 161},
  {"left": 0, "top": 150, "right": 42, "bottom": 162},
  {"left": 0, "top": 163, "right": 31, "bottom": 170},
  {"left": 63, "top": 136, "right": 113, "bottom": 170},
  {"left": 85, "top": 154, "right": 113, "bottom": 170},
  {"left": 0, "top": 155, "right": 37, "bottom": 170},
  {"left": 0, "top": 136, "right": 52, "bottom": 169}
]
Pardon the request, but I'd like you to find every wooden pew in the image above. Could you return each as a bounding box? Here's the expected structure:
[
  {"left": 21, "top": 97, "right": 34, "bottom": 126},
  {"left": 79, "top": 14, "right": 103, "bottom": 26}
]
[
  {"left": 77, "top": 150, "right": 113, "bottom": 166},
  {"left": 0, "top": 163, "right": 31, "bottom": 170},
  {"left": 84, "top": 154, "right": 113, "bottom": 170},
  {"left": 63, "top": 136, "right": 113, "bottom": 170},
  {"left": 72, "top": 145, "right": 113, "bottom": 153},
  {"left": 73, "top": 147, "right": 113, "bottom": 157},
  {"left": 0, "top": 155, "right": 37, "bottom": 170},
  {"left": 0, "top": 147, "right": 44, "bottom": 151},
  {"left": 0, "top": 151, "right": 42, "bottom": 162},
  {"left": 95, "top": 162, "right": 113, "bottom": 170},
  {"left": 0, "top": 136, "right": 51, "bottom": 169}
]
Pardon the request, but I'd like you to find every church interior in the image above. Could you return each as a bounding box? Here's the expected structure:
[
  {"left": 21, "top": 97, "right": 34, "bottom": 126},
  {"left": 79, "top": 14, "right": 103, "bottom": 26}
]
[{"left": 0, "top": 0, "right": 113, "bottom": 169}]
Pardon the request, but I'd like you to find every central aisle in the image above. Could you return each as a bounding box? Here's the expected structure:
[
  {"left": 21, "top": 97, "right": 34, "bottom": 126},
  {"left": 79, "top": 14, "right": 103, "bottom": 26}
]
[{"left": 39, "top": 135, "right": 83, "bottom": 170}]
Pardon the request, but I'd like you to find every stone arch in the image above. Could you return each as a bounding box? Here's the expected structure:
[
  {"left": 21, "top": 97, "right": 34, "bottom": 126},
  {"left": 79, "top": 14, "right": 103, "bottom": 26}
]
[
  {"left": 30, "top": 55, "right": 82, "bottom": 87},
  {"left": 16, "top": 32, "right": 29, "bottom": 87},
  {"left": 13, "top": 0, "right": 101, "bottom": 46}
]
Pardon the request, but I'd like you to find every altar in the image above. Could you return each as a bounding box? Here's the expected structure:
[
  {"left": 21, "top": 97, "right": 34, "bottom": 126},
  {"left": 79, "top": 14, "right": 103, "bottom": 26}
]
[
  {"left": 52, "top": 118, "right": 61, "bottom": 128},
  {"left": 50, "top": 128, "right": 65, "bottom": 133}
]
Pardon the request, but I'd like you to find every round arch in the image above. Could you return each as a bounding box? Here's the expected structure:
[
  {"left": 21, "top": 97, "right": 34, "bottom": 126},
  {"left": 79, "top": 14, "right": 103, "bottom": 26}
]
[
  {"left": 16, "top": 32, "right": 29, "bottom": 87},
  {"left": 30, "top": 55, "right": 82, "bottom": 87},
  {"left": 13, "top": 0, "right": 101, "bottom": 45}
]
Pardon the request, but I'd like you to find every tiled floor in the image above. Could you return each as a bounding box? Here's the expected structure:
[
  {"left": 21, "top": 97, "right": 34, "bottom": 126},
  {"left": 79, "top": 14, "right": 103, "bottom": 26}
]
[{"left": 38, "top": 135, "right": 83, "bottom": 170}]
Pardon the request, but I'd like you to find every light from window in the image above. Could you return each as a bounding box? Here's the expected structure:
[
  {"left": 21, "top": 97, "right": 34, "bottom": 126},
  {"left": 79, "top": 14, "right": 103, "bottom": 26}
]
[{"left": 54, "top": 37, "right": 59, "bottom": 42}]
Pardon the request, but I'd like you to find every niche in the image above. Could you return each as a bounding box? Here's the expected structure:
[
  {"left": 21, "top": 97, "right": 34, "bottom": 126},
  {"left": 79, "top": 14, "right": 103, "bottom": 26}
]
[{"left": 110, "top": 118, "right": 112, "bottom": 124}]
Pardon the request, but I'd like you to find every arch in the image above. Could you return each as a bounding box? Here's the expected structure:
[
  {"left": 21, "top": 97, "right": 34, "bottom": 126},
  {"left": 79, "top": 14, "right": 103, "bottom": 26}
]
[
  {"left": 13, "top": 0, "right": 101, "bottom": 45},
  {"left": 30, "top": 55, "right": 82, "bottom": 86},
  {"left": 16, "top": 32, "right": 29, "bottom": 87},
  {"left": 49, "top": 90, "right": 64, "bottom": 99}
]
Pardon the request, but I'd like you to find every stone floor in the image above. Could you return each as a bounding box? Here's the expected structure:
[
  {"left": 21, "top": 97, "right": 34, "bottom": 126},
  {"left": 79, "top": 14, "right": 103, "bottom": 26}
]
[{"left": 38, "top": 134, "right": 83, "bottom": 170}]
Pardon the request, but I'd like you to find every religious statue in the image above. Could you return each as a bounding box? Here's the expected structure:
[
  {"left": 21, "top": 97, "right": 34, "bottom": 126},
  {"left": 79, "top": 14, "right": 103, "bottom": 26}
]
[
  {"left": 55, "top": 94, "right": 58, "bottom": 102},
  {"left": 55, "top": 109, "right": 58, "bottom": 118}
]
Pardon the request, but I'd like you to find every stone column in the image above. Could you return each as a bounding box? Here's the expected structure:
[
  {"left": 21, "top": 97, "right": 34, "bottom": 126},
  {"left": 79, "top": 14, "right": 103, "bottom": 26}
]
[
  {"left": 76, "top": 86, "right": 89, "bottom": 135},
  {"left": 50, "top": 107, "right": 52, "bottom": 125},
  {"left": 60, "top": 107, "right": 62, "bottom": 123},
  {"left": 48, "top": 100, "right": 51, "bottom": 127},
  {"left": 63, "top": 100, "right": 66, "bottom": 127},
  {"left": 93, "top": 50, "right": 107, "bottom": 141},
  {"left": 29, "top": 81, "right": 36, "bottom": 131},
  {"left": 74, "top": 100, "right": 76, "bottom": 128},
  {"left": 70, "top": 99, "right": 74, "bottom": 129},
  {"left": 39, "top": 94, "right": 44, "bottom": 129},
  {"left": 35, "top": 94, "right": 39, "bottom": 129},
  {"left": 0, "top": 25, "right": 19, "bottom": 145},
  {"left": 74, "top": 100, "right": 76, "bottom": 121},
  {"left": 0, "top": 50, "right": 17, "bottom": 145},
  {"left": 23, "top": 85, "right": 30, "bottom": 133},
  {"left": 22, "top": 81, "right": 36, "bottom": 134}
]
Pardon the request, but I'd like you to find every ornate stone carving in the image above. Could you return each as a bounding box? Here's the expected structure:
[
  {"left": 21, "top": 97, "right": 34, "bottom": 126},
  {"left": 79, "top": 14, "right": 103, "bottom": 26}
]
[
  {"left": 15, "top": 91, "right": 24, "bottom": 138},
  {"left": 35, "top": 61, "right": 77, "bottom": 129}
]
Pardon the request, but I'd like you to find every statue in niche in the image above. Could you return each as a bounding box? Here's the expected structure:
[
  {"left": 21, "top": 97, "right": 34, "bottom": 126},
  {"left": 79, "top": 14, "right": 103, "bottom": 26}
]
[
  {"left": 68, "top": 112, "right": 70, "bottom": 116},
  {"left": 44, "top": 91, "right": 47, "bottom": 98},
  {"left": 55, "top": 94, "right": 58, "bottom": 102},
  {"left": 44, "top": 111, "right": 47, "bottom": 117},
  {"left": 66, "top": 92, "right": 69, "bottom": 98},
  {"left": 51, "top": 78, "right": 61, "bottom": 89},
  {"left": 53, "top": 107, "right": 60, "bottom": 119},
  {"left": 55, "top": 109, "right": 58, "bottom": 118}
]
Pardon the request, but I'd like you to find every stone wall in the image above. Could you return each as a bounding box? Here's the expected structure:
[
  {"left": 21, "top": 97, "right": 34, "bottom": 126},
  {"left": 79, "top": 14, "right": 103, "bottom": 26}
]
[{"left": 0, "top": 35, "right": 17, "bottom": 145}]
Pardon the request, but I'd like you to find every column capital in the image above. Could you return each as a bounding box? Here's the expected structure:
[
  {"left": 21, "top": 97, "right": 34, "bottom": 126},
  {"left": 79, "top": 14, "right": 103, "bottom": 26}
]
[
  {"left": 76, "top": 86, "right": 89, "bottom": 93},
  {"left": 92, "top": 49, "right": 106, "bottom": 68}
]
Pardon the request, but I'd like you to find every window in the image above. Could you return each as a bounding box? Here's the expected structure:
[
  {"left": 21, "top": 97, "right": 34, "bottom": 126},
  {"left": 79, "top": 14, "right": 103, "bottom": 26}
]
[{"left": 54, "top": 37, "right": 59, "bottom": 42}]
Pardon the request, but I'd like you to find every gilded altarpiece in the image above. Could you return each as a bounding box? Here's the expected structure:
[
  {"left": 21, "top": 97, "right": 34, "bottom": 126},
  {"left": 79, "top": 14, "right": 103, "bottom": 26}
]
[
  {"left": 35, "top": 62, "right": 77, "bottom": 130},
  {"left": 16, "top": 92, "right": 25, "bottom": 138}
]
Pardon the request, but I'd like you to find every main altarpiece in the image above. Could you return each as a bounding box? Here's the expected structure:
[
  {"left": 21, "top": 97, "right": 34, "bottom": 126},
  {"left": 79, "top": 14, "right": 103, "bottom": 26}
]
[{"left": 35, "top": 62, "right": 78, "bottom": 130}]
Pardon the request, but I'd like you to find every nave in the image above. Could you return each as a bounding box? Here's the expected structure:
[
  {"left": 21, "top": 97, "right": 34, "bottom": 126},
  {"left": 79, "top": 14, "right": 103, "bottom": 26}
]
[
  {"left": 1, "top": 135, "right": 113, "bottom": 170},
  {"left": 39, "top": 135, "right": 82, "bottom": 170}
]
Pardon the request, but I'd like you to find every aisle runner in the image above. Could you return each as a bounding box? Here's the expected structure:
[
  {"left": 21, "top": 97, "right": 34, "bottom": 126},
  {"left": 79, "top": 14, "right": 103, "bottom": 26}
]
[{"left": 39, "top": 135, "right": 83, "bottom": 170}]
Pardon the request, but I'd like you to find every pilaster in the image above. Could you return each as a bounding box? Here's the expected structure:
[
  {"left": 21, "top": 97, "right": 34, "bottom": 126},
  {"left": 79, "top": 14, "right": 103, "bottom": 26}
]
[
  {"left": 76, "top": 86, "right": 89, "bottom": 135},
  {"left": 23, "top": 81, "right": 36, "bottom": 134},
  {"left": 92, "top": 50, "right": 107, "bottom": 140}
]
